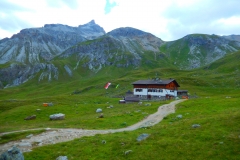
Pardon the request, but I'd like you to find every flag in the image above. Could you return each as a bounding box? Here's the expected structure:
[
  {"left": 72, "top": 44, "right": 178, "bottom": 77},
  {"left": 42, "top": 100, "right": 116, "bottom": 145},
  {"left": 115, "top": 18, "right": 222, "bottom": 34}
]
[
  {"left": 104, "top": 82, "right": 111, "bottom": 89},
  {"left": 115, "top": 84, "right": 119, "bottom": 88}
]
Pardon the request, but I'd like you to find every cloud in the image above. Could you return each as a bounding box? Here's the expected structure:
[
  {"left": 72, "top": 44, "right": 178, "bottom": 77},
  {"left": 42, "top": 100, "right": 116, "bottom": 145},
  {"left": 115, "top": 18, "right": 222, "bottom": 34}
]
[
  {"left": 0, "top": 0, "right": 32, "bottom": 38},
  {"left": 46, "top": 0, "right": 79, "bottom": 9},
  {"left": 1, "top": 0, "right": 240, "bottom": 40}
]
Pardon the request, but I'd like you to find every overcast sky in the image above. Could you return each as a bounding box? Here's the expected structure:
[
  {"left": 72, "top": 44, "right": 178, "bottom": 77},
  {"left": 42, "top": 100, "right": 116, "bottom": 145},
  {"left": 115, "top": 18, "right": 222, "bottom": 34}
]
[{"left": 0, "top": 0, "right": 240, "bottom": 41}]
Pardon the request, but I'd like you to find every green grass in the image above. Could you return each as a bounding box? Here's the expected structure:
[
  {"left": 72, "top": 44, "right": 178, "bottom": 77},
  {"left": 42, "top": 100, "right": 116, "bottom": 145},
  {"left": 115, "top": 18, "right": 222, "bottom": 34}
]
[
  {"left": 23, "top": 96, "right": 240, "bottom": 160},
  {"left": 1, "top": 50, "right": 240, "bottom": 159},
  {"left": 0, "top": 130, "right": 45, "bottom": 144}
]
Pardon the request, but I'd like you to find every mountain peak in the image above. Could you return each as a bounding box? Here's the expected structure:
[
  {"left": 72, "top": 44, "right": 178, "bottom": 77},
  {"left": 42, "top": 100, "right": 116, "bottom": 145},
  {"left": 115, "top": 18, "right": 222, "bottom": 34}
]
[
  {"left": 88, "top": 20, "right": 96, "bottom": 25},
  {"left": 108, "top": 27, "right": 148, "bottom": 37}
]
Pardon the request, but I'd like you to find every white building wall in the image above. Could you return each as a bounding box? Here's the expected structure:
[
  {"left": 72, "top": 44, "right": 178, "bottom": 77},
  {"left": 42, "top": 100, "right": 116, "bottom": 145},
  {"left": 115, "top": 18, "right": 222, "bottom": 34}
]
[{"left": 134, "top": 88, "right": 177, "bottom": 97}]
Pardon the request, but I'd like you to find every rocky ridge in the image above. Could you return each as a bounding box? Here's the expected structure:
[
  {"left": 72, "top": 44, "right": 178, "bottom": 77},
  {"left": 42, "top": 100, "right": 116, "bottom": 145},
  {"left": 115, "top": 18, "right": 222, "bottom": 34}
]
[{"left": 0, "top": 21, "right": 240, "bottom": 88}]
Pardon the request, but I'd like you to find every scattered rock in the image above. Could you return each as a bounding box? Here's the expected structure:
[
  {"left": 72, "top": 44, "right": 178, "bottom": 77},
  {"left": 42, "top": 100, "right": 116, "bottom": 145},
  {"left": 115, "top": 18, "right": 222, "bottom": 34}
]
[
  {"left": 137, "top": 133, "right": 150, "bottom": 142},
  {"left": 107, "top": 105, "right": 113, "bottom": 109},
  {"left": 96, "top": 108, "right": 102, "bottom": 113},
  {"left": 138, "top": 102, "right": 142, "bottom": 105},
  {"left": 219, "top": 142, "right": 224, "bottom": 144},
  {"left": 145, "top": 103, "right": 151, "bottom": 106},
  {"left": 18, "top": 142, "right": 32, "bottom": 147},
  {"left": 35, "top": 140, "right": 42, "bottom": 143},
  {"left": 26, "top": 134, "right": 33, "bottom": 139},
  {"left": 99, "top": 113, "right": 104, "bottom": 118},
  {"left": 124, "top": 150, "right": 132, "bottom": 155},
  {"left": 192, "top": 124, "right": 201, "bottom": 128},
  {"left": 36, "top": 109, "right": 41, "bottom": 112},
  {"left": 45, "top": 128, "right": 51, "bottom": 131},
  {"left": 176, "top": 114, "right": 183, "bottom": 119},
  {"left": 225, "top": 96, "right": 231, "bottom": 98},
  {"left": 56, "top": 156, "right": 68, "bottom": 160},
  {"left": 102, "top": 140, "right": 106, "bottom": 144},
  {"left": 24, "top": 115, "right": 36, "bottom": 120},
  {"left": 0, "top": 146, "right": 24, "bottom": 160},
  {"left": 50, "top": 113, "right": 65, "bottom": 120},
  {"left": 135, "top": 110, "right": 141, "bottom": 113},
  {"left": 48, "top": 102, "right": 54, "bottom": 106}
]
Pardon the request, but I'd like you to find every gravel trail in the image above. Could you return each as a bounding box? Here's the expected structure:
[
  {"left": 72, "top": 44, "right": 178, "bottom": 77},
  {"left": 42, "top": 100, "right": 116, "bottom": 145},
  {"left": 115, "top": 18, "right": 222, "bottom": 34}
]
[{"left": 0, "top": 99, "right": 186, "bottom": 153}]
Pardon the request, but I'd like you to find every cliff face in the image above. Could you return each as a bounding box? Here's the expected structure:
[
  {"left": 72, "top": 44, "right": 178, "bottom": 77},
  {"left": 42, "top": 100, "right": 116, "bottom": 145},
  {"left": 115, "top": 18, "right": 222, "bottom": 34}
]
[
  {"left": 59, "top": 27, "right": 164, "bottom": 71},
  {"left": 0, "top": 20, "right": 105, "bottom": 88},
  {"left": 0, "top": 22, "right": 240, "bottom": 88},
  {"left": 0, "top": 20, "right": 105, "bottom": 64},
  {"left": 160, "top": 34, "right": 240, "bottom": 69}
]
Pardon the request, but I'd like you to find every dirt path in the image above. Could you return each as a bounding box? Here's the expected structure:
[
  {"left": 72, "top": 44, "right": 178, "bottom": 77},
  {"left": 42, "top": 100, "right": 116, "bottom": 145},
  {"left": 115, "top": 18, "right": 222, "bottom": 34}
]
[{"left": 0, "top": 99, "right": 186, "bottom": 154}]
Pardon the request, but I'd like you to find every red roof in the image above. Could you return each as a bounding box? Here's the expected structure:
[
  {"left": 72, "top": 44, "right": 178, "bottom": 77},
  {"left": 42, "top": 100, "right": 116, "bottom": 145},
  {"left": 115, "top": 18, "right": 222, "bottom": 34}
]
[{"left": 132, "top": 79, "right": 180, "bottom": 87}]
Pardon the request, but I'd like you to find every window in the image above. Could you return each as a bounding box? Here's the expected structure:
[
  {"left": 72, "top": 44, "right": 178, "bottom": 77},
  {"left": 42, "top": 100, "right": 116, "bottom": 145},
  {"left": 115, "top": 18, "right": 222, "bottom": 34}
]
[
  {"left": 170, "top": 90, "right": 174, "bottom": 92},
  {"left": 136, "top": 89, "right": 143, "bottom": 92},
  {"left": 148, "top": 89, "right": 152, "bottom": 92},
  {"left": 158, "top": 89, "right": 163, "bottom": 92}
]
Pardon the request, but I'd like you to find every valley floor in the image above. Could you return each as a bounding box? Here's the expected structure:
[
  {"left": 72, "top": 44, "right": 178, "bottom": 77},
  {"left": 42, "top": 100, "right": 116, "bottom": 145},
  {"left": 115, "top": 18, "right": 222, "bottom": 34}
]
[{"left": 0, "top": 99, "right": 186, "bottom": 154}]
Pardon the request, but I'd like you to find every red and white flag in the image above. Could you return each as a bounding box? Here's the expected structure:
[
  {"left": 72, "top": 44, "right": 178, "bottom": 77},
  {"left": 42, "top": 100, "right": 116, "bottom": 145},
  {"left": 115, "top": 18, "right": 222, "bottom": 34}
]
[{"left": 104, "top": 82, "right": 111, "bottom": 89}]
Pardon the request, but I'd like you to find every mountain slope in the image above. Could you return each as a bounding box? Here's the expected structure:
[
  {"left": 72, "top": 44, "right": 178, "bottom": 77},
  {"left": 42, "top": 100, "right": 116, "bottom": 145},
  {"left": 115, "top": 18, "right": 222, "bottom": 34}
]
[
  {"left": 0, "top": 20, "right": 105, "bottom": 64},
  {"left": 160, "top": 34, "right": 240, "bottom": 69},
  {"left": 0, "top": 20, "right": 105, "bottom": 87},
  {"left": 57, "top": 27, "right": 168, "bottom": 73},
  {"left": 1, "top": 23, "right": 240, "bottom": 88}
]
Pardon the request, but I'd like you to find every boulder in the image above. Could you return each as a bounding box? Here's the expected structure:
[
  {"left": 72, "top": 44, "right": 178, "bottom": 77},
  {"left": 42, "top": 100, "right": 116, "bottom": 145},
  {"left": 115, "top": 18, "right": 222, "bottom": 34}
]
[
  {"left": 124, "top": 150, "right": 132, "bottom": 155},
  {"left": 26, "top": 134, "right": 33, "bottom": 139},
  {"left": 99, "top": 113, "right": 104, "bottom": 118},
  {"left": 49, "top": 113, "right": 65, "bottom": 120},
  {"left": 18, "top": 142, "right": 32, "bottom": 147},
  {"left": 144, "top": 103, "right": 151, "bottom": 106},
  {"left": 48, "top": 102, "right": 54, "bottom": 106},
  {"left": 192, "top": 124, "right": 201, "bottom": 128},
  {"left": 96, "top": 108, "right": 102, "bottom": 113},
  {"left": 0, "top": 146, "right": 24, "bottom": 160},
  {"left": 24, "top": 115, "right": 36, "bottom": 120},
  {"left": 137, "top": 133, "right": 150, "bottom": 142},
  {"left": 176, "top": 115, "right": 183, "bottom": 119},
  {"left": 56, "top": 156, "right": 68, "bottom": 160}
]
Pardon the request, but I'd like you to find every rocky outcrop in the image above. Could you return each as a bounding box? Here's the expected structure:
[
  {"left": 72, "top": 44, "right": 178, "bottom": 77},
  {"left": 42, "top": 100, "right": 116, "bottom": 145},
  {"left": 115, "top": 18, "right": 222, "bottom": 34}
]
[
  {"left": 0, "top": 146, "right": 24, "bottom": 160},
  {"left": 1, "top": 22, "right": 240, "bottom": 87},
  {"left": 60, "top": 27, "right": 164, "bottom": 71},
  {"left": 0, "top": 20, "right": 105, "bottom": 87},
  {"left": 161, "top": 34, "right": 240, "bottom": 69}
]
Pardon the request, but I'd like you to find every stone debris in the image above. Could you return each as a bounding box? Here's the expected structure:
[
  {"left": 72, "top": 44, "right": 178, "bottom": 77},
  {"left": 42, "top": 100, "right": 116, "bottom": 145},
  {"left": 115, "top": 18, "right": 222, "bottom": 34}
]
[
  {"left": 124, "top": 150, "right": 132, "bottom": 155},
  {"left": 56, "top": 155, "right": 68, "bottom": 160},
  {"left": 0, "top": 99, "right": 186, "bottom": 155},
  {"left": 26, "top": 134, "right": 33, "bottom": 139},
  {"left": 0, "top": 146, "right": 24, "bottom": 160},
  {"left": 145, "top": 103, "right": 151, "bottom": 106},
  {"left": 192, "top": 124, "right": 201, "bottom": 128},
  {"left": 102, "top": 140, "right": 106, "bottom": 144},
  {"left": 176, "top": 114, "right": 183, "bottom": 119},
  {"left": 137, "top": 133, "right": 150, "bottom": 142},
  {"left": 18, "top": 142, "right": 32, "bottom": 147},
  {"left": 49, "top": 113, "right": 65, "bottom": 120},
  {"left": 99, "top": 113, "right": 104, "bottom": 118},
  {"left": 24, "top": 115, "right": 36, "bottom": 120},
  {"left": 96, "top": 108, "right": 102, "bottom": 113},
  {"left": 107, "top": 105, "right": 113, "bottom": 108},
  {"left": 36, "top": 109, "right": 41, "bottom": 112}
]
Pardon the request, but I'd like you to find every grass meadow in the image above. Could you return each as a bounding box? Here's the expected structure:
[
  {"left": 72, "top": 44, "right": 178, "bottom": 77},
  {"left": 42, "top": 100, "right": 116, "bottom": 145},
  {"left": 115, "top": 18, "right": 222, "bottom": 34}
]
[{"left": 1, "top": 51, "right": 240, "bottom": 159}]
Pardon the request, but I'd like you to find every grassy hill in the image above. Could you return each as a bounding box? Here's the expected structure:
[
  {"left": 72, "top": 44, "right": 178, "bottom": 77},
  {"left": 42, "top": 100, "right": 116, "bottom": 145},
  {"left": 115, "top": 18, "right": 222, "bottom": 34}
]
[{"left": 0, "top": 51, "right": 240, "bottom": 159}]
